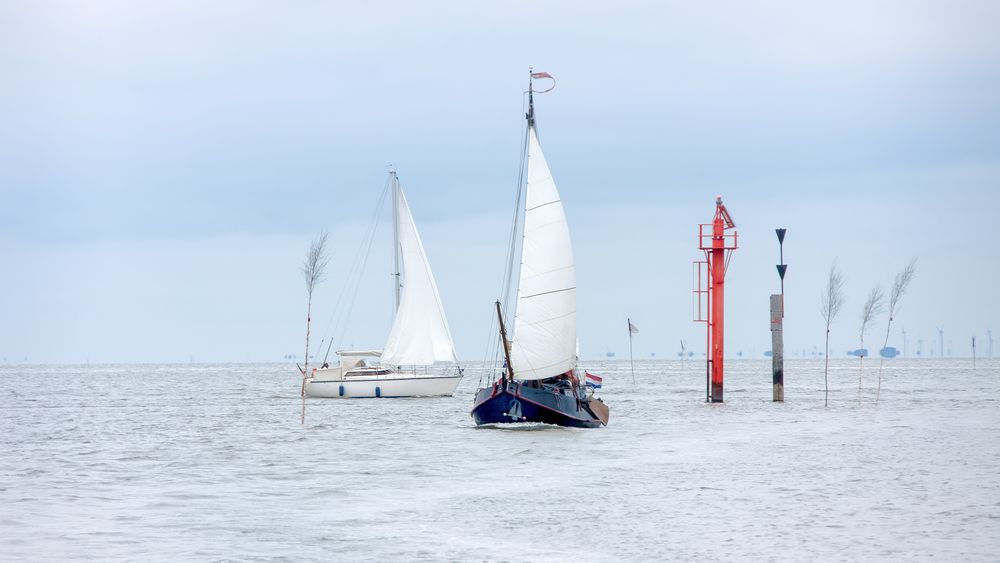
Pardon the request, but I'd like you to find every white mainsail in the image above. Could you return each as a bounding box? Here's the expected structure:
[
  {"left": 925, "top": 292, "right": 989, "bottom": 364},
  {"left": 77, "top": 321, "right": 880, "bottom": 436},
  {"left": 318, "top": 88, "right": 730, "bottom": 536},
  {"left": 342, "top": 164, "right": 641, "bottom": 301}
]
[
  {"left": 509, "top": 126, "right": 577, "bottom": 380},
  {"left": 380, "top": 182, "right": 458, "bottom": 366}
]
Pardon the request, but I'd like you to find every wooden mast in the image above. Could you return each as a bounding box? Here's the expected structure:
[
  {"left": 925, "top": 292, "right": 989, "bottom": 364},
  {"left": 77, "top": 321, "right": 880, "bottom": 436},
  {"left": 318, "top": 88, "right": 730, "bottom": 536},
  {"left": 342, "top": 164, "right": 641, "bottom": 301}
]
[{"left": 496, "top": 300, "right": 515, "bottom": 383}]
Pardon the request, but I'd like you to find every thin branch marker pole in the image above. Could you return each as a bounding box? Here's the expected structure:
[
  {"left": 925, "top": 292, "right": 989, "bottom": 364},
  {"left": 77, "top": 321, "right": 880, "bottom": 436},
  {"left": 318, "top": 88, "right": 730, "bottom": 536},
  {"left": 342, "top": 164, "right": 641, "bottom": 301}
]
[
  {"left": 824, "top": 330, "right": 831, "bottom": 407},
  {"left": 876, "top": 259, "right": 916, "bottom": 404},
  {"left": 300, "top": 232, "right": 330, "bottom": 423},
  {"left": 858, "top": 285, "right": 885, "bottom": 402},
  {"left": 821, "top": 262, "right": 846, "bottom": 407}
]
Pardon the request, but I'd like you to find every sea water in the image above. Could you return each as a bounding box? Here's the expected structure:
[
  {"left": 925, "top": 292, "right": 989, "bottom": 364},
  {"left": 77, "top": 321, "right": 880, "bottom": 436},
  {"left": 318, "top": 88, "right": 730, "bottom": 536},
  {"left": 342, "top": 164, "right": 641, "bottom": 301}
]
[{"left": 1, "top": 359, "right": 998, "bottom": 561}]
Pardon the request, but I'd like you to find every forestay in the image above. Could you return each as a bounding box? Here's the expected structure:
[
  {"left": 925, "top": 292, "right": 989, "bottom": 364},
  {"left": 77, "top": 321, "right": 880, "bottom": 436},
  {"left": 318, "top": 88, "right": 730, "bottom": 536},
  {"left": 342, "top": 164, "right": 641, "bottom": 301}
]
[
  {"left": 509, "top": 126, "right": 577, "bottom": 380},
  {"left": 380, "top": 184, "right": 458, "bottom": 366}
]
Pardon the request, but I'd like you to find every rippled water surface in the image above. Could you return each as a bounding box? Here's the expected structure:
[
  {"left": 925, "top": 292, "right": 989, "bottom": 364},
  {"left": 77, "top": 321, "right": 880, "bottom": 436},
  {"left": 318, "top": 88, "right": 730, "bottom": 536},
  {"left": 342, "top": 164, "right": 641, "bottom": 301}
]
[{"left": 2, "top": 359, "right": 998, "bottom": 561}]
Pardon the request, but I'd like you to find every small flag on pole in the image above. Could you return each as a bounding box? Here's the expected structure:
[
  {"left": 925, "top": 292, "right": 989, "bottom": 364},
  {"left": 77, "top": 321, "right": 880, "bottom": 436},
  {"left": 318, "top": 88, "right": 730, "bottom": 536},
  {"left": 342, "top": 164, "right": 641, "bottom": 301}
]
[
  {"left": 531, "top": 71, "right": 553, "bottom": 79},
  {"left": 627, "top": 317, "right": 637, "bottom": 385},
  {"left": 585, "top": 371, "right": 603, "bottom": 389}
]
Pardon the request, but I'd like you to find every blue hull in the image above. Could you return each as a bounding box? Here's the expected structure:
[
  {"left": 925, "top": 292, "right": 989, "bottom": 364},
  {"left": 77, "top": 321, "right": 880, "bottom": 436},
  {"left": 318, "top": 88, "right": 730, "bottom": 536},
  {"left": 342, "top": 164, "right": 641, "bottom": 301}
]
[{"left": 471, "top": 381, "right": 606, "bottom": 428}]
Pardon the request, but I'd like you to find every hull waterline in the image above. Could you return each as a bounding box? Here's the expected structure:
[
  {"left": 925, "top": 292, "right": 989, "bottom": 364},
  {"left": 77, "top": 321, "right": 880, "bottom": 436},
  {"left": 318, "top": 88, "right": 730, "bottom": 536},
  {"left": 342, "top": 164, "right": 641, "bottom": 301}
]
[
  {"left": 305, "top": 373, "right": 462, "bottom": 398},
  {"left": 471, "top": 380, "right": 607, "bottom": 428}
]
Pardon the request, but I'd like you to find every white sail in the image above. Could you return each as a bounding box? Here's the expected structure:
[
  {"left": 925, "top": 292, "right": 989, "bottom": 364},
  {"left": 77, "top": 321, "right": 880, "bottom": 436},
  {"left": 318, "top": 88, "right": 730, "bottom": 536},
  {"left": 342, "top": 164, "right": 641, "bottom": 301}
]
[
  {"left": 509, "top": 126, "right": 577, "bottom": 380},
  {"left": 380, "top": 183, "right": 458, "bottom": 366}
]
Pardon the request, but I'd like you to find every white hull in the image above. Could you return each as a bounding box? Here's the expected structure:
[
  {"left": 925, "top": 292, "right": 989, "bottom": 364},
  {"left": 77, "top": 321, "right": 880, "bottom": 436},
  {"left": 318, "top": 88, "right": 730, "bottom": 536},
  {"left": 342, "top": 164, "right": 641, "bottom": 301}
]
[{"left": 304, "top": 371, "right": 462, "bottom": 398}]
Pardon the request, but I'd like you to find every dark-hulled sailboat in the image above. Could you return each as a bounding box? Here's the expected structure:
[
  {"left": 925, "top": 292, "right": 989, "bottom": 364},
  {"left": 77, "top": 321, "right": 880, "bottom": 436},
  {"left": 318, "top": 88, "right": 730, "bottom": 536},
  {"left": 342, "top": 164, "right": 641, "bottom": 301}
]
[{"left": 471, "top": 71, "right": 609, "bottom": 428}]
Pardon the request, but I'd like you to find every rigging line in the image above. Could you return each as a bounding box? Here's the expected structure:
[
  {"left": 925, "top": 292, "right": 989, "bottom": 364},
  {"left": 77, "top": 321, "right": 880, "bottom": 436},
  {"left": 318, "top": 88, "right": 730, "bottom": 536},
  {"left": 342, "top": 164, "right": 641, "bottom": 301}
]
[
  {"left": 335, "top": 206, "right": 385, "bottom": 349},
  {"left": 322, "top": 186, "right": 389, "bottom": 362},
  {"left": 493, "top": 306, "right": 507, "bottom": 382},
  {"left": 484, "top": 302, "right": 503, "bottom": 384},
  {"left": 501, "top": 100, "right": 531, "bottom": 322},
  {"left": 500, "top": 159, "right": 526, "bottom": 303},
  {"left": 479, "top": 299, "right": 498, "bottom": 383},
  {"left": 478, "top": 305, "right": 497, "bottom": 388},
  {"left": 485, "top": 306, "right": 504, "bottom": 384},
  {"left": 483, "top": 93, "right": 530, "bottom": 382},
  {"left": 493, "top": 93, "right": 534, "bottom": 380},
  {"left": 332, "top": 178, "right": 392, "bottom": 354},
  {"left": 491, "top": 304, "right": 506, "bottom": 384},
  {"left": 318, "top": 176, "right": 392, "bottom": 358},
  {"left": 498, "top": 123, "right": 530, "bottom": 376},
  {"left": 506, "top": 91, "right": 530, "bottom": 286}
]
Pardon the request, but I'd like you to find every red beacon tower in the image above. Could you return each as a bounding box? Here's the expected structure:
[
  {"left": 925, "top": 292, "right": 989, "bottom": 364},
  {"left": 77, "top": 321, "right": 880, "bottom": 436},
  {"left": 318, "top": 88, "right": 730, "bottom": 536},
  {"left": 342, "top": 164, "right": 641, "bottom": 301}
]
[{"left": 693, "top": 196, "right": 738, "bottom": 403}]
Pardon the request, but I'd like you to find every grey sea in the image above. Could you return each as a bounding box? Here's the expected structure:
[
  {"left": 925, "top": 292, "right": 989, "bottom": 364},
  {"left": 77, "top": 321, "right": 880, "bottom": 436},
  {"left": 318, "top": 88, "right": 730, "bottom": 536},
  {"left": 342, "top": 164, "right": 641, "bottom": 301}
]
[{"left": 2, "top": 359, "right": 998, "bottom": 561}]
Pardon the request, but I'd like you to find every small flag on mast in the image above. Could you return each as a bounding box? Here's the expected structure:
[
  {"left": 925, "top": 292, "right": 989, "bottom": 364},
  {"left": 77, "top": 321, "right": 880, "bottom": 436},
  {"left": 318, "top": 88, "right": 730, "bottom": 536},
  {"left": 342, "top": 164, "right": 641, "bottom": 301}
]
[
  {"left": 629, "top": 320, "right": 639, "bottom": 334},
  {"left": 531, "top": 71, "right": 553, "bottom": 79}
]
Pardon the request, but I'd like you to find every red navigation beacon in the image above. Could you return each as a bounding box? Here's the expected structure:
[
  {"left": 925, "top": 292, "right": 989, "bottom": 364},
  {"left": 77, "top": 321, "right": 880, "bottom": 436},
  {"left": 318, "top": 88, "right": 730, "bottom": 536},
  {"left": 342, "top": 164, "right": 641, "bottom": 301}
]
[{"left": 693, "top": 196, "right": 738, "bottom": 403}]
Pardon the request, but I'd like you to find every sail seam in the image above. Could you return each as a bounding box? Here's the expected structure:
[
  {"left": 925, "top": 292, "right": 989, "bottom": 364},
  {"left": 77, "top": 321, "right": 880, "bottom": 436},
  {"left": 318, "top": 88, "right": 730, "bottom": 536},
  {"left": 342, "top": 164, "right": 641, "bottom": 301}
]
[
  {"left": 513, "top": 357, "right": 576, "bottom": 377},
  {"left": 525, "top": 199, "right": 560, "bottom": 213},
  {"left": 520, "top": 265, "right": 574, "bottom": 280},
  {"left": 520, "top": 287, "right": 575, "bottom": 300},
  {"left": 513, "top": 309, "right": 576, "bottom": 325}
]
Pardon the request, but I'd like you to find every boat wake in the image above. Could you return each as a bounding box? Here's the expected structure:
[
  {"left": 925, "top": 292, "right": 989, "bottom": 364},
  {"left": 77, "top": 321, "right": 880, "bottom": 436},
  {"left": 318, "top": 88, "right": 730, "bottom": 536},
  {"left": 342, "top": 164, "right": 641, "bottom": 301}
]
[{"left": 472, "top": 421, "right": 570, "bottom": 431}]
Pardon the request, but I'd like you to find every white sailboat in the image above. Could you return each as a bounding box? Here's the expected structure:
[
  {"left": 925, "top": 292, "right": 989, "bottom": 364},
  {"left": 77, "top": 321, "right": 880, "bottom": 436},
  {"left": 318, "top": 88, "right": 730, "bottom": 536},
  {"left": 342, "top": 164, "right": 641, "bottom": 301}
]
[
  {"left": 470, "top": 71, "right": 609, "bottom": 427},
  {"left": 304, "top": 170, "right": 462, "bottom": 398}
]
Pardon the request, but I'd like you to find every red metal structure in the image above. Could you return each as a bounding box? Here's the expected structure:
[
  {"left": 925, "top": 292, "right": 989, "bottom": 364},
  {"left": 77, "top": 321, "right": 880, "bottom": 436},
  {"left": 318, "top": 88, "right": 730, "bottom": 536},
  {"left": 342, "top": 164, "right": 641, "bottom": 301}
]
[{"left": 693, "top": 196, "right": 738, "bottom": 403}]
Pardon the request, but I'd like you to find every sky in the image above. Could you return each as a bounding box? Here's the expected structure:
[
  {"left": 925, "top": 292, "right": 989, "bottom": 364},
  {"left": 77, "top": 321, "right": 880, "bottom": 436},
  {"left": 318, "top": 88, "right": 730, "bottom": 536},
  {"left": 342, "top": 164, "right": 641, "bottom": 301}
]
[{"left": 2, "top": 1, "right": 999, "bottom": 364}]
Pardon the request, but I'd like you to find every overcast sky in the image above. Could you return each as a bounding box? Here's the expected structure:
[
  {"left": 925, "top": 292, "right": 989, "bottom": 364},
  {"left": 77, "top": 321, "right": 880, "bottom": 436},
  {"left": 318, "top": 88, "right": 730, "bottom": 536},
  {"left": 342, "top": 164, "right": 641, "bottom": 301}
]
[{"left": 2, "top": 1, "right": 998, "bottom": 363}]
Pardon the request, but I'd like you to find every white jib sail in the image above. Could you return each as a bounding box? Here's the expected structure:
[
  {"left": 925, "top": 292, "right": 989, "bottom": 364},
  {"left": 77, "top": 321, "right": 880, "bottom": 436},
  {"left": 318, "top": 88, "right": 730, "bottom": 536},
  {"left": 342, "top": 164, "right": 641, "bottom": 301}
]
[
  {"left": 509, "top": 126, "right": 577, "bottom": 380},
  {"left": 380, "top": 184, "right": 458, "bottom": 366}
]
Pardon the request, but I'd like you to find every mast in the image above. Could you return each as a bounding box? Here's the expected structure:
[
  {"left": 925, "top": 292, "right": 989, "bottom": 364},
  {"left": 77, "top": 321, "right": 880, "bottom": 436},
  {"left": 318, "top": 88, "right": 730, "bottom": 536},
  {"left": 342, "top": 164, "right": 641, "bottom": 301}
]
[
  {"left": 390, "top": 168, "right": 401, "bottom": 311},
  {"left": 526, "top": 70, "right": 535, "bottom": 129}
]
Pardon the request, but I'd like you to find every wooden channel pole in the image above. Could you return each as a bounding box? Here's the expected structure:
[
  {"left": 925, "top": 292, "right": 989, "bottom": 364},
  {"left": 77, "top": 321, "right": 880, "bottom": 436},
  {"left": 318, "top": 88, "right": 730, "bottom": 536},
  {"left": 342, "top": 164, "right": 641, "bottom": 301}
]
[
  {"left": 774, "top": 228, "right": 787, "bottom": 402},
  {"left": 770, "top": 294, "right": 784, "bottom": 401}
]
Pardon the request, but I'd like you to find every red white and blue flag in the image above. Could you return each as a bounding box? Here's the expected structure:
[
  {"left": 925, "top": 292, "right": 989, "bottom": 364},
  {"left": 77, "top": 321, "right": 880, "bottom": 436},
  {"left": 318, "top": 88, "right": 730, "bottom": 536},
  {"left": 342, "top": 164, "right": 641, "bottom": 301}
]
[
  {"left": 585, "top": 371, "right": 603, "bottom": 389},
  {"left": 530, "top": 71, "right": 555, "bottom": 93}
]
